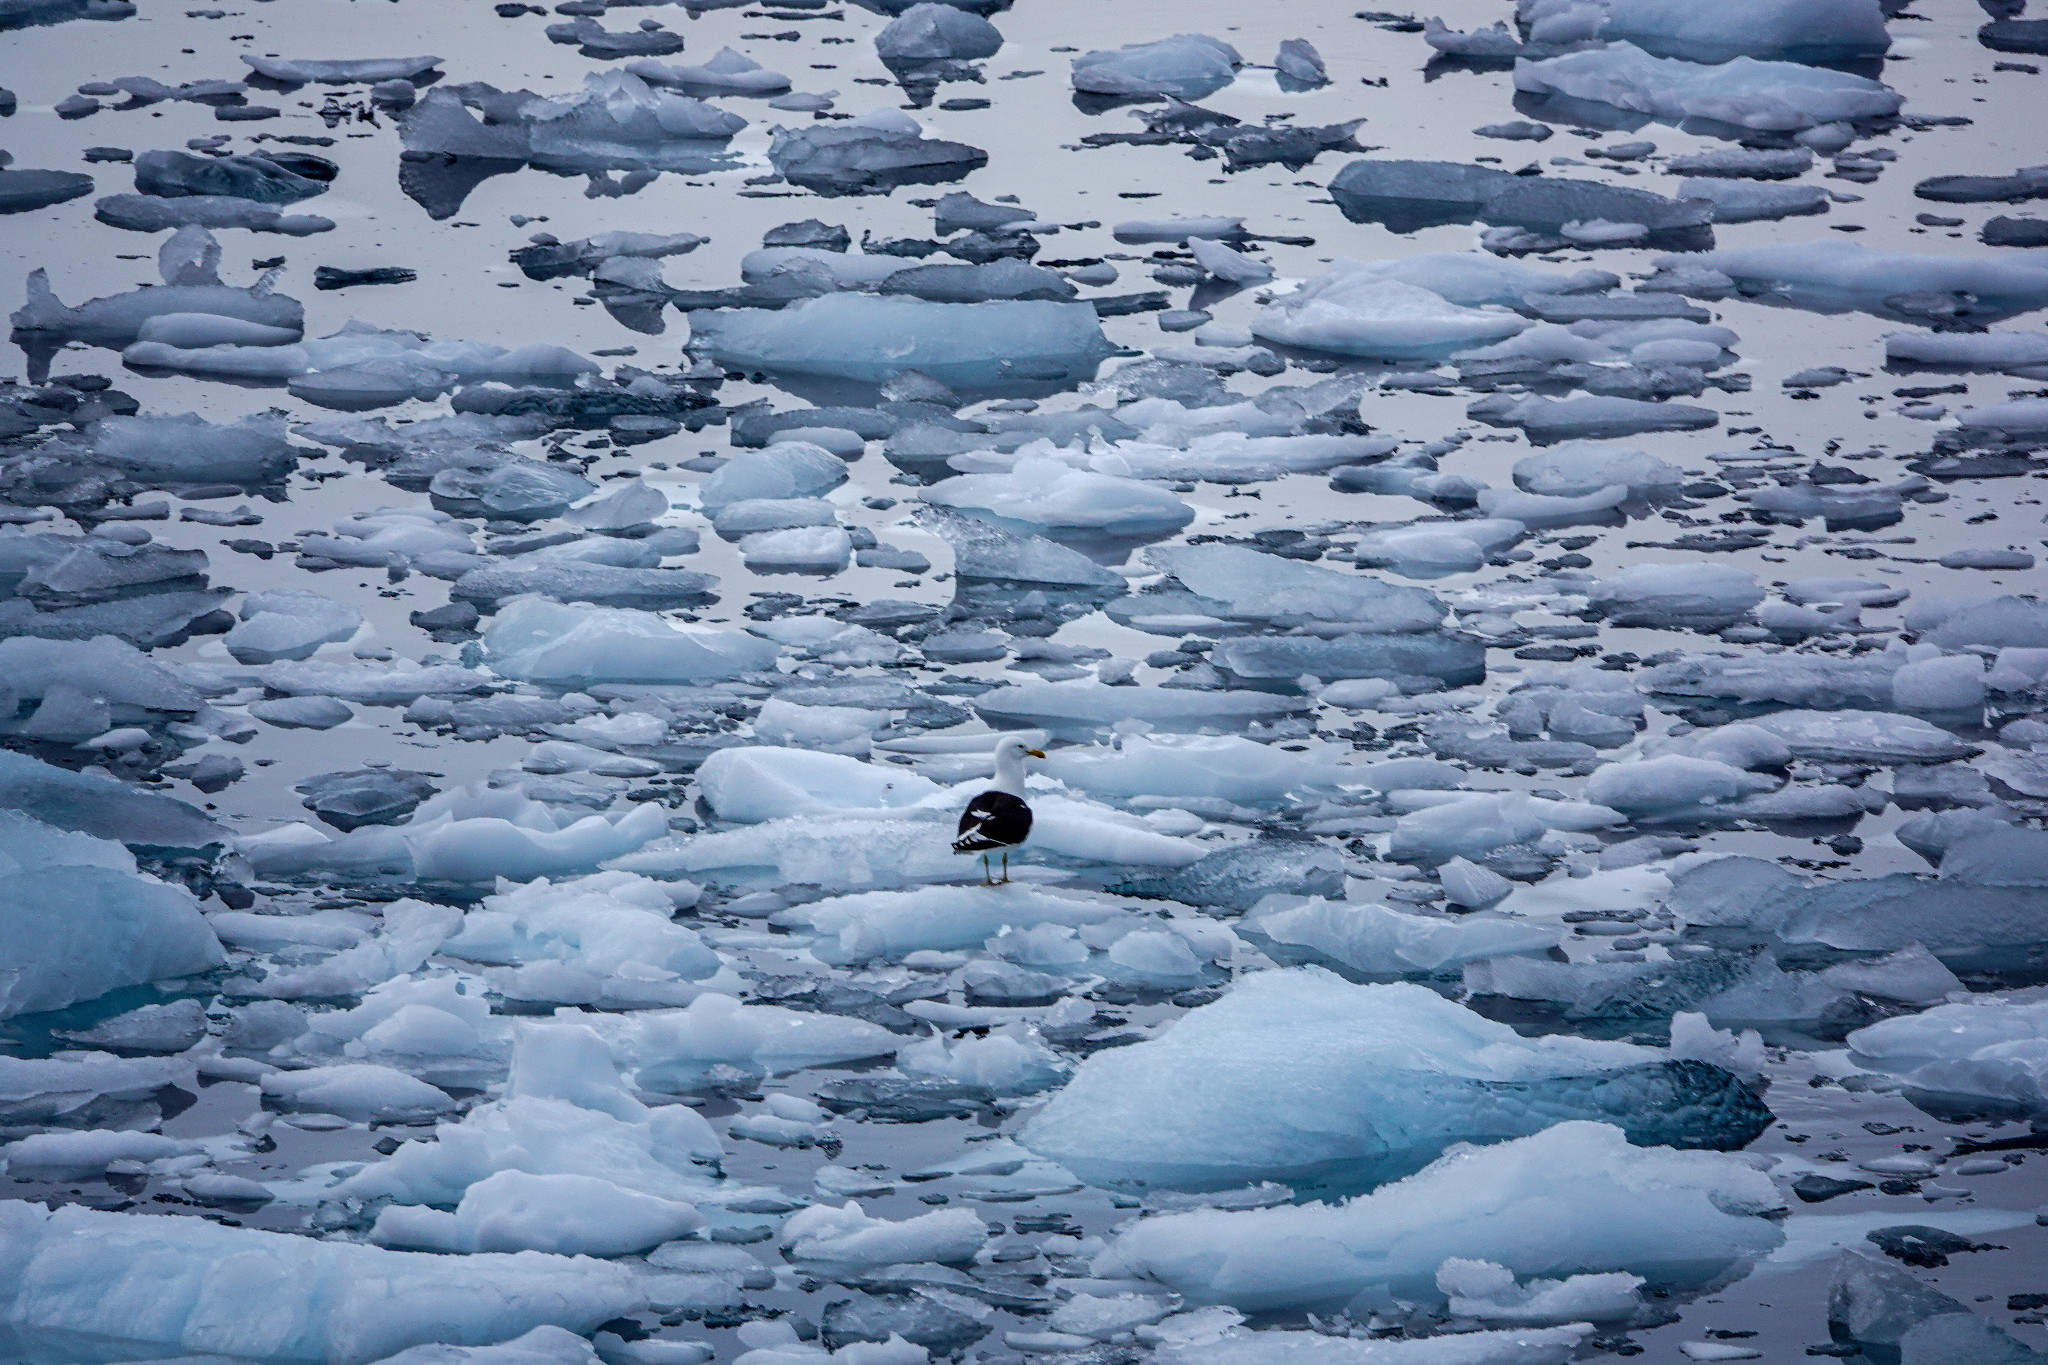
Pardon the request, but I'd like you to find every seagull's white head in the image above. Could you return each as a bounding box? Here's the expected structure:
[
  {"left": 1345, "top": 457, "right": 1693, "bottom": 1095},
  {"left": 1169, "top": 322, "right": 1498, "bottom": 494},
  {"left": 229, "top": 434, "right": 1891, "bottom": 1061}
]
[{"left": 991, "top": 735, "right": 1046, "bottom": 795}]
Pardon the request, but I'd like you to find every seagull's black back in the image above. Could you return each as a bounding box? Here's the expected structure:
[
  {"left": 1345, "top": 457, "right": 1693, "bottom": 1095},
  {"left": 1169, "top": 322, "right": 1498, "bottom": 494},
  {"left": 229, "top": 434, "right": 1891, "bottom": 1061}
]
[{"left": 953, "top": 789, "right": 1032, "bottom": 852}]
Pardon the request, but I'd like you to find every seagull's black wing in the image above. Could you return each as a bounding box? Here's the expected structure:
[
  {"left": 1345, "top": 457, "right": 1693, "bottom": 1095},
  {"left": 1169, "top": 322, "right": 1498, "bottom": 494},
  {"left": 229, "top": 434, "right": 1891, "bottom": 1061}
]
[{"left": 953, "top": 790, "right": 1033, "bottom": 853}]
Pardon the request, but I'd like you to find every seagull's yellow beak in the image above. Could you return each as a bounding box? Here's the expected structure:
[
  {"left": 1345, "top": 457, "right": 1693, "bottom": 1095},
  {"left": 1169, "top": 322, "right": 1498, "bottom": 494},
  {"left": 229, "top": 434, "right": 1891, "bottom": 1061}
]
[{"left": 1026, "top": 748, "right": 1046, "bottom": 759}]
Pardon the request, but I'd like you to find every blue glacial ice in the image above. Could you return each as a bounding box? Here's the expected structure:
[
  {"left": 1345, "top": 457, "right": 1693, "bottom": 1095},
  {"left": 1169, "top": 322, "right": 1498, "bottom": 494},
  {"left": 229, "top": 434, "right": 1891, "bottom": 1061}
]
[{"left": 1019, "top": 968, "right": 1770, "bottom": 1192}]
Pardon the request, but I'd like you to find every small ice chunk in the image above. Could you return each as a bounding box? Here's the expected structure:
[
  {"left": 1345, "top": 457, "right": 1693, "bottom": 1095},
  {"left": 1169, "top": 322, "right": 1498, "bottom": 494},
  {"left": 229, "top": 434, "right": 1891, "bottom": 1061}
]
[
  {"left": 260, "top": 1062, "right": 458, "bottom": 1122},
  {"left": 876, "top": 4, "right": 1003, "bottom": 62},
  {"left": 372, "top": 1169, "right": 705, "bottom": 1255},
  {"left": 0, "top": 810, "right": 223, "bottom": 1019},
  {"left": 688, "top": 295, "right": 1113, "bottom": 390},
  {"left": 225, "top": 589, "right": 362, "bottom": 664},
  {"left": 484, "top": 599, "right": 780, "bottom": 686},
  {"left": 1514, "top": 43, "right": 1901, "bottom": 133},
  {"left": 1186, "top": 237, "right": 1274, "bottom": 285},
  {"left": 1435, "top": 1257, "right": 1645, "bottom": 1325},
  {"left": 1254, "top": 264, "right": 1527, "bottom": 360},
  {"left": 1589, "top": 563, "right": 1763, "bottom": 631},
  {"left": 780, "top": 1200, "right": 989, "bottom": 1269},
  {"left": 1072, "top": 35, "right": 1242, "bottom": 100}
]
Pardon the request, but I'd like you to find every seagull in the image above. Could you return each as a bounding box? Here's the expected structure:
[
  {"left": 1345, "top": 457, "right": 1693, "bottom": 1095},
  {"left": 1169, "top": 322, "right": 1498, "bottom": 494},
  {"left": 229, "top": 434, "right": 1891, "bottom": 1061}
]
[{"left": 953, "top": 735, "right": 1045, "bottom": 885}]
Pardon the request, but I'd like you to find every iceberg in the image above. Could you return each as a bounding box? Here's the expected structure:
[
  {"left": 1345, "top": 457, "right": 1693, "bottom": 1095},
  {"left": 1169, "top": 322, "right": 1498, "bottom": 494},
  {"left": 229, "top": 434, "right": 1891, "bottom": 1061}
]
[
  {"left": 780, "top": 1202, "right": 989, "bottom": 1270},
  {"left": 1096, "top": 1120, "right": 1785, "bottom": 1310},
  {"left": 773, "top": 883, "right": 1130, "bottom": 964},
  {"left": 1514, "top": 44, "right": 1902, "bottom": 134},
  {"left": 1664, "top": 240, "right": 2048, "bottom": 322},
  {"left": 1575, "top": 0, "right": 1890, "bottom": 64},
  {"left": 877, "top": 4, "right": 1002, "bottom": 62},
  {"left": 688, "top": 294, "right": 1113, "bottom": 390},
  {"left": 441, "top": 871, "right": 723, "bottom": 989},
  {"left": 1847, "top": 997, "right": 2048, "bottom": 1113},
  {"left": 94, "top": 193, "right": 335, "bottom": 235},
  {"left": 1677, "top": 178, "right": 1830, "bottom": 223},
  {"left": 765, "top": 108, "right": 985, "bottom": 196},
  {"left": 581, "top": 993, "right": 900, "bottom": 1092},
  {"left": 1512, "top": 441, "right": 1682, "bottom": 497},
  {"left": 371, "top": 1169, "right": 705, "bottom": 1256},
  {"left": 334, "top": 1022, "right": 725, "bottom": 1208},
  {"left": 1886, "top": 329, "right": 2048, "bottom": 375},
  {"left": 924, "top": 458, "right": 1193, "bottom": 537},
  {"left": 0, "top": 1200, "right": 649, "bottom": 1365},
  {"left": 1254, "top": 266, "right": 1528, "bottom": 361},
  {"left": 483, "top": 598, "right": 780, "bottom": 685},
  {"left": 1158, "top": 1325, "right": 1589, "bottom": 1365},
  {"left": 1328, "top": 160, "right": 1711, "bottom": 244},
  {"left": 1072, "top": 35, "right": 1241, "bottom": 100},
  {"left": 974, "top": 679, "right": 1310, "bottom": 737},
  {"left": 1588, "top": 563, "right": 1764, "bottom": 630},
  {"left": 1019, "top": 970, "right": 1770, "bottom": 1192},
  {"left": 225, "top": 589, "right": 362, "bottom": 664},
  {"left": 697, "top": 747, "right": 941, "bottom": 823},
  {"left": 0, "top": 750, "right": 226, "bottom": 849},
  {"left": 0, "top": 809, "right": 223, "bottom": 1018},
  {"left": 1247, "top": 897, "right": 1560, "bottom": 977},
  {"left": 1389, "top": 792, "right": 1622, "bottom": 865},
  {"left": 0, "top": 167, "right": 94, "bottom": 215},
  {"left": 628, "top": 49, "right": 792, "bottom": 99},
  {"left": 1140, "top": 543, "right": 1450, "bottom": 634},
  {"left": 243, "top": 54, "right": 442, "bottom": 84},
  {"left": 133, "top": 150, "right": 331, "bottom": 205}
]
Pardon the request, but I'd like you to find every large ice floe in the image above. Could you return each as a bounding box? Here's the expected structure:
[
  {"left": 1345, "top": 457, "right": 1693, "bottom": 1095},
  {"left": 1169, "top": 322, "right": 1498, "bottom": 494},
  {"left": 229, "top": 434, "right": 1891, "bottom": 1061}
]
[
  {"left": 0, "top": 1199, "right": 651, "bottom": 1364},
  {"left": 1095, "top": 1121, "right": 1786, "bottom": 1311},
  {"left": 1020, "top": 969, "right": 1769, "bottom": 1193}
]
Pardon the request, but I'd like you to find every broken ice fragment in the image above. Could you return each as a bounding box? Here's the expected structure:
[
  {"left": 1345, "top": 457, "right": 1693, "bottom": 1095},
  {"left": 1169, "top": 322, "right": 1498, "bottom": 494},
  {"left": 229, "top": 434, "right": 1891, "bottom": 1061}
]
[
  {"left": 1096, "top": 1117, "right": 1781, "bottom": 1310},
  {"left": 628, "top": 49, "right": 793, "bottom": 98},
  {"left": 766, "top": 108, "right": 985, "bottom": 196},
  {"left": 687, "top": 295, "right": 1113, "bottom": 391},
  {"left": 242, "top": 54, "right": 442, "bottom": 85},
  {"left": 1254, "top": 266, "right": 1526, "bottom": 361},
  {"left": 1072, "top": 35, "right": 1242, "bottom": 101},
  {"left": 1022, "top": 970, "right": 1769, "bottom": 1193},
  {"left": 1515, "top": 44, "right": 1902, "bottom": 135},
  {"left": 0, "top": 167, "right": 95, "bottom": 214},
  {"left": 0, "top": 809, "right": 223, "bottom": 1018}
]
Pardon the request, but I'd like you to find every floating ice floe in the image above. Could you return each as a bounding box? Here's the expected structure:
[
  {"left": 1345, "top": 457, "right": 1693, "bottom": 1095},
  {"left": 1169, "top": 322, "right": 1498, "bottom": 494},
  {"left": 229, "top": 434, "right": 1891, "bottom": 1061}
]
[
  {"left": 483, "top": 598, "right": 778, "bottom": 686},
  {"left": 1020, "top": 969, "right": 1769, "bottom": 1192},
  {"left": 1071, "top": 35, "right": 1242, "bottom": 100},
  {"left": 1521, "top": 0, "right": 1890, "bottom": 64},
  {"left": 687, "top": 295, "right": 1113, "bottom": 391},
  {"left": 628, "top": 49, "right": 793, "bottom": 98},
  {"left": 0, "top": 1200, "right": 650, "bottom": 1364},
  {"left": 0, "top": 808, "right": 222, "bottom": 1018},
  {"left": 1328, "top": 159, "right": 1712, "bottom": 247},
  {"left": 1514, "top": 44, "right": 1902, "bottom": 135},
  {"left": 1847, "top": 995, "right": 2048, "bottom": 1114},
  {"left": 1095, "top": 1120, "right": 1785, "bottom": 1310},
  {"left": 1254, "top": 266, "right": 1529, "bottom": 361},
  {"left": 765, "top": 108, "right": 986, "bottom": 196},
  {"left": 1656, "top": 240, "right": 2048, "bottom": 322}
]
